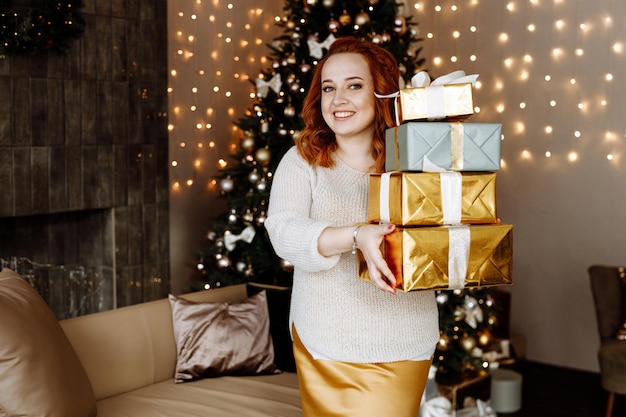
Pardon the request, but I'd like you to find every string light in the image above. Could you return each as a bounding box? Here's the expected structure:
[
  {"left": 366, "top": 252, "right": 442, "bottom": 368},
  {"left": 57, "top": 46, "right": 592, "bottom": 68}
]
[
  {"left": 168, "top": 1, "right": 626, "bottom": 190},
  {"left": 411, "top": 0, "right": 625, "bottom": 166}
]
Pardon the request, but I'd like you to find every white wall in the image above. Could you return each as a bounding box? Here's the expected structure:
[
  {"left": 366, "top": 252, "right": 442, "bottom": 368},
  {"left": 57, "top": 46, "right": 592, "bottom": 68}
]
[
  {"left": 415, "top": 0, "right": 626, "bottom": 372},
  {"left": 168, "top": 0, "right": 626, "bottom": 372}
]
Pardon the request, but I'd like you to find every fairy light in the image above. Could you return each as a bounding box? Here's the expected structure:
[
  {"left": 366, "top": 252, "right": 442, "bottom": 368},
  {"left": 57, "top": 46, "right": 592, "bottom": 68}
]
[
  {"left": 168, "top": 0, "right": 626, "bottom": 198},
  {"left": 168, "top": 1, "right": 282, "bottom": 192}
]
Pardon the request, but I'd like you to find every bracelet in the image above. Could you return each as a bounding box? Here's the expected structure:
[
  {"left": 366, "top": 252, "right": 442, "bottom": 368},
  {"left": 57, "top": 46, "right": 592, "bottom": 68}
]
[{"left": 351, "top": 225, "right": 362, "bottom": 255}]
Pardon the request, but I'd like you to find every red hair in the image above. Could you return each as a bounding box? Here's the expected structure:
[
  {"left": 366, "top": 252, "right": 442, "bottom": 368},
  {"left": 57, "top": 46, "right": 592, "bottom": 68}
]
[{"left": 296, "top": 37, "right": 399, "bottom": 173}]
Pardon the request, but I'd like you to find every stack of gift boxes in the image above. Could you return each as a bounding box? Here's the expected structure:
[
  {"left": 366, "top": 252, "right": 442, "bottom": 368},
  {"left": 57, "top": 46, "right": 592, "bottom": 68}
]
[{"left": 358, "top": 70, "right": 513, "bottom": 292}]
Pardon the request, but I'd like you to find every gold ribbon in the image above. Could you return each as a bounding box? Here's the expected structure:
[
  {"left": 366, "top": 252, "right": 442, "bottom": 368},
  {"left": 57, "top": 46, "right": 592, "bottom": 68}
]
[{"left": 450, "top": 122, "right": 465, "bottom": 170}]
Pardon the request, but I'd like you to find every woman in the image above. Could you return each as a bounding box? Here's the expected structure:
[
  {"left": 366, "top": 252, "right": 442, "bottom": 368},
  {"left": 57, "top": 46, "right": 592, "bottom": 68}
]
[{"left": 265, "top": 37, "right": 439, "bottom": 417}]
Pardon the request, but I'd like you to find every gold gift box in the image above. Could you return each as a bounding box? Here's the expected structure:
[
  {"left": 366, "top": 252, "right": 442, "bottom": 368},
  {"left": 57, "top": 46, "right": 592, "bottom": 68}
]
[
  {"left": 358, "top": 224, "right": 512, "bottom": 292},
  {"left": 398, "top": 83, "right": 474, "bottom": 122},
  {"left": 368, "top": 172, "right": 497, "bottom": 226}
]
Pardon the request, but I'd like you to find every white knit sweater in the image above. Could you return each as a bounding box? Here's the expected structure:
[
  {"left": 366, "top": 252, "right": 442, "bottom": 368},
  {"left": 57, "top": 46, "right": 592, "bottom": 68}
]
[{"left": 265, "top": 146, "right": 439, "bottom": 363}]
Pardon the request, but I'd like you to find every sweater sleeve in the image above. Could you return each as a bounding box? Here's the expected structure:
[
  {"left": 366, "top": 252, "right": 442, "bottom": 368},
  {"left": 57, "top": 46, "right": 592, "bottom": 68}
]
[{"left": 265, "top": 147, "right": 340, "bottom": 272}]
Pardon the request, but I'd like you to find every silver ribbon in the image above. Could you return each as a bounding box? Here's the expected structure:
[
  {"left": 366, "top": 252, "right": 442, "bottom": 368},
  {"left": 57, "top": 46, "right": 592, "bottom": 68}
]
[
  {"left": 447, "top": 225, "right": 470, "bottom": 289},
  {"left": 440, "top": 171, "right": 462, "bottom": 225}
]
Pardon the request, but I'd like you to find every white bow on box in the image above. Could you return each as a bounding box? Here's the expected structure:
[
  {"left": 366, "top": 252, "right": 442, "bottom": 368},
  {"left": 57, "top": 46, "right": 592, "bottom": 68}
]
[
  {"left": 410, "top": 70, "right": 479, "bottom": 88},
  {"left": 224, "top": 224, "right": 256, "bottom": 251}
]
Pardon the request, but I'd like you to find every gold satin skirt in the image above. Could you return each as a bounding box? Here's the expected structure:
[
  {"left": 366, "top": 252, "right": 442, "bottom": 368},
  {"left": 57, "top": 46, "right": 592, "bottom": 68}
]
[{"left": 293, "top": 327, "right": 432, "bottom": 417}]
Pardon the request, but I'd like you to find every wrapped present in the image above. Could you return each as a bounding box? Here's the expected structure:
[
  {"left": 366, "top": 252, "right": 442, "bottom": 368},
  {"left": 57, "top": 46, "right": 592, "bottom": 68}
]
[
  {"left": 357, "top": 224, "right": 512, "bottom": 292},
  {"left": 399, "top": 70, "right": 478, "bottom": 122},
  {"left": 368, "top": 172, "right": 497, "bottom": 226},
  {"left": 386, "top": 122, "right": 502, "bottom": 172}
]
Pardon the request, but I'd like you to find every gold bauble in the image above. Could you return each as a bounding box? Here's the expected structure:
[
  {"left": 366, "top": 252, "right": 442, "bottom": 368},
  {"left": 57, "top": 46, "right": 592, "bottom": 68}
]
[
  {"left": 460, "top": 335, "right": 477, "bottom": 352},
  {"left": 437, "top": 333, "right": 450, "bottom": 351},
  {"left": 354, "top": 11, "right": 370, "bottom": 26},
  {"left": 255, "top": 147, "right": 272, "bottom": 165},
  {"left": 284, "top": 104, "right": 296, "bottom": 118},
  {"left": 322, "top": 0, "right": 334, "bottom": 7},
  {"left": 338, "top": 10, "right": 351, "bottom": 26},
  {"left": 240, "top": 136, "right": 255, "bottom": 151},
  {"left": 478, "top": 330, "right": 492, "bottom": 346}
]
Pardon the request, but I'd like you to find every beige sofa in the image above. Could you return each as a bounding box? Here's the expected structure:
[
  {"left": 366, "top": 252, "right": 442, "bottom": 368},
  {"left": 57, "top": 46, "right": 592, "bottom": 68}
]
[{"left": 0, "top": 268, "right": 302, "bottom": 417}]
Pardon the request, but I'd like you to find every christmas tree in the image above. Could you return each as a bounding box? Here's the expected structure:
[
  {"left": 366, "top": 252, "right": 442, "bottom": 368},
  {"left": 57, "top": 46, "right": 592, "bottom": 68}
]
[
  {"left": 195, "top": 0, "right": 502, "bottom": 381},
  {"left": 195, "top": 0, "right": 424, "bottom": 291},
  {"left": 434, "top": 288, "right": 500, "bottom": 384}
]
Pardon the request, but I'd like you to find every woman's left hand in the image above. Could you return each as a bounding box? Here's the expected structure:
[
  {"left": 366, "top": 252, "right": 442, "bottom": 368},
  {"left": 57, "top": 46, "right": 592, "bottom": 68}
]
[{"left": 356, "top": 224, "right": 397, "bottom": 294}]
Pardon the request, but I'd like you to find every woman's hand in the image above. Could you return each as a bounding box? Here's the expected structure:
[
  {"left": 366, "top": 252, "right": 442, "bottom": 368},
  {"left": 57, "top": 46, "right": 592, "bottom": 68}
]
[{"left": 356, "top": 223, "right": 397, "bottom": 294}]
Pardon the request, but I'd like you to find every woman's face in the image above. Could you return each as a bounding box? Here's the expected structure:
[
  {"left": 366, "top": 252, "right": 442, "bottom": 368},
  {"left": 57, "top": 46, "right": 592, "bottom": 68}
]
[{"left": 320, "top": 52, "right": 376, "bottom": 142}]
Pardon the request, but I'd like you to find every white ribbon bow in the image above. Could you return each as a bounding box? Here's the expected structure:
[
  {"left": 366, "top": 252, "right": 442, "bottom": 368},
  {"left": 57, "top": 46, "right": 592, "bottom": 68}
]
[
  {"left": 256, "top": 73, "right": 282, "bottom": 98},
  {"left": 419, "top": 396, "right": 453, "bottom": 417},
  {"left": 463, "top": 296, "right": 484, "bottom": 328},
  {"left": 307, "top": 34, "right": 336, "bottom": 59},
  {"left": 456, "top": 399, "right": 497, "bottom": 417},
  {"left": 410, "top": 70, "right": 479, "bottom": 88},
  {"left": 224, "top": 224, "right": 256, "bottom": 251}
]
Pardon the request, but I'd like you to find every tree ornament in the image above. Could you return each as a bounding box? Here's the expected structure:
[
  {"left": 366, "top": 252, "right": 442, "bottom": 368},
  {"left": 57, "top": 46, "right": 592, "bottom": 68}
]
[
  {"left": 278, "top": 125, "right": 289, "bottom": 136},
  {"left": 242, "top": 209, "right": 254, "bottom": 223},
  {"left": 368, "top": 0, "right": 380, "bottom": 4},
  {"left": 206, "top": 231, "right": 217, "bottom": 241},
  {"left": 244, "top": 265, "right": 255, "bottom": 278},
  {"left": 255, "top": 147, "right": 272, "bottom": 165},
  {"left": 248, "top": 169, "right": 261, "bottom": 183},
  {"left": 255, "top": 178, "right": 268, "bottom": 193},
  {"left": 220, "top": 176, "right": 235, "bottom": 193},
  {"left": 460, "top": 335, "right": 477, "bottom": 352},
  {"left": 290, "top": 82, "right": 301, "bottom": 93},
  {"left": 286, "top": 20, "right": 296, "bottom": 30},
  {"left": 355, "top": 11, "right": 370, "bottom": 26},
  {"left": 322, "top": 0, "right": 335, "bottom": 8},
  {"left": 478, "top": 330, "right": 492, "bottom": 346},
  {"left": 339, "top": 10, "right": 352, "bottom": 26},
  {"left": 300, "top": 63, "right": 312, "bottom": 73},
  {"left": 240, "top": 136, "right": 256, "bottom": 151},
  {"left": 393, "top": 15, "right": 407, "bottom": 35},
  {"left": 284, "top": 104, "right": 296, "bottom": 118},
  {"left": 236, "top": 261, "right": 248, "bottom": 273},
  {"left": 436, "top": 291, "right": 449, "bottom": 304},
  {"left": 256, "top": 211, "right": 268, "bottom": 225},
  {"left": 372, "top": 34, "right": 383, "bottom": 44},
  {"left": 438, "top": 333, "right": 450, "bottom": 351},
  {"left": 215, "top": 237, "right": 225, "bottom": 249},
  {"left": 227, "top": 209, "right": 239, "bottom": 224},
  {"left": 280, "top": 258, "right": 294, "bottom": 272},
  {"left": 216, "top": 254, "right": 232, "bottom": 270},
  {"left": 304, "top": 0, "right": 317, "bottom": 5},
  {"left": 327, "top": 19, "right": 340, "bottom": 33}
]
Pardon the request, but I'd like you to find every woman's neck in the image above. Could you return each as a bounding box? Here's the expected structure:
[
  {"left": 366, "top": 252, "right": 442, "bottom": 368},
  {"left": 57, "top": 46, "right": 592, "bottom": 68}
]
[{"left": 334, "top": 142, "right": 375, "bottom": 173}]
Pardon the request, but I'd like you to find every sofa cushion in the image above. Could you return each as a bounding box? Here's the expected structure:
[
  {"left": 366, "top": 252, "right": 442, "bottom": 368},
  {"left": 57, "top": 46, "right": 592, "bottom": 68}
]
[
  {"left": 96, "top": 372, "right": 302, "bottom": 417},
  {"left": 169, "top": 290, "right": 279, "bottom": 382},
  {"left": 0, "top": 268, "right": 97, "bottom": 417}
]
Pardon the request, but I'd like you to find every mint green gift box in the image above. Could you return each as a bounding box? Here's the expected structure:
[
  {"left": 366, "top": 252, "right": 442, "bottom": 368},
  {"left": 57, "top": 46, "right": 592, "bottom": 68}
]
[{"left": 385, "top": 122, "right": 502, "bottom": 172}]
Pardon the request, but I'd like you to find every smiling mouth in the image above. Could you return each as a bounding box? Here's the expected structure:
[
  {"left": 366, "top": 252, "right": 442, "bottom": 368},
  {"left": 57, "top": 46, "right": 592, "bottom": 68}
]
[{"left": 334, "top": 111, "right": 355, "bottom": 118}]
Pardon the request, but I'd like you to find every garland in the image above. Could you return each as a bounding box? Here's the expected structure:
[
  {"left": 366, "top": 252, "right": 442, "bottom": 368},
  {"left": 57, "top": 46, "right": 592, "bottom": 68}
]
[{"left": 0, "top": 1, "right": 85, "bottom": 59}]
